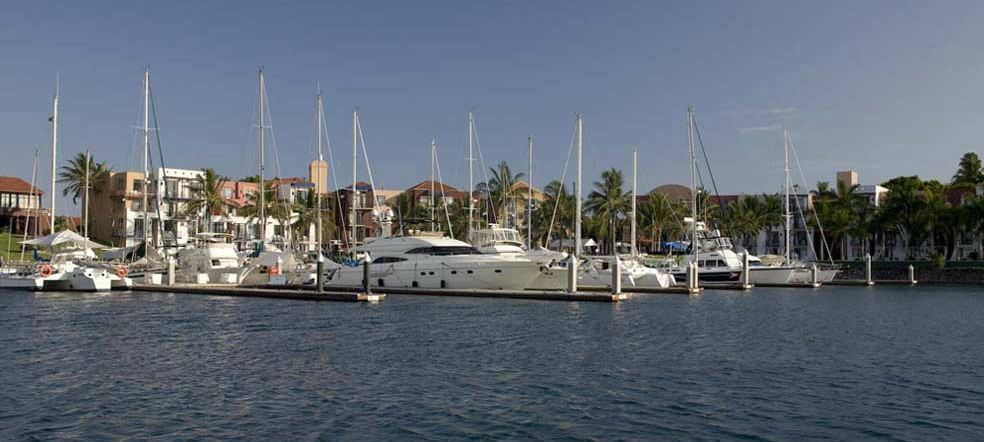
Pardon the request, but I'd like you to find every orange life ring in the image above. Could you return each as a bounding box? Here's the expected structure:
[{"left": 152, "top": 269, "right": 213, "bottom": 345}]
[
  {"left": 268, "top": 266, "right": 281, "bottom": 276},
  {"left": 38, "top": 264, "right": 53, "bottom": 277},
  {"left": 116, "top": 265, "right": 129, "bottom": 278}
]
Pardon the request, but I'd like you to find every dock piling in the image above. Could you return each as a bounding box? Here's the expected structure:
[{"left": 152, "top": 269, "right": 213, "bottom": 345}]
[
  {"left": 167, "top": 257, "right": 175, "bottom": 286},
  {"left": 316, "top": 254, "right": 324, "bottom": 294},
  {"left": 611, "top": 255, "right": 622, "bottom": 295},
  {"left": 909, "top": 264, "right": 917, "bottom": 284},
  {"left": 811, "top": 263, "right": 819, "bottom": 286},
  {"left": 362, "top": 257, "right": 371, "bottom": 295},
  {"left": 865, "top": 253, "right": 873, "bottom": 285},
  {"left": 567, "top": 255, "right": 578, "bottom": 293},
  {"left": 742, "top": 252, "right": 751, "bottom": 289}
]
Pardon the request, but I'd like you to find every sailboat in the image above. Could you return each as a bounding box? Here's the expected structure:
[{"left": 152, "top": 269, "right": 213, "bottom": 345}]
[
  {"left": 1, "top": 80, "right": 117, "bottom": 291},
  {"left": 526, "top": 113, "right": 674, "bottom": 290}
]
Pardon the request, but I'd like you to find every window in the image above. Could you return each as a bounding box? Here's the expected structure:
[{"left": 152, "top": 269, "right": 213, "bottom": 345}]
[
  {"left": 222, "top": 188, "right": 233, "bottom": 199},
  {"left": 405, "top": 246, "right": 481, "bottom": 255},
  {"left": 373, "top": 256, "right": 406, "bottom": 264}
]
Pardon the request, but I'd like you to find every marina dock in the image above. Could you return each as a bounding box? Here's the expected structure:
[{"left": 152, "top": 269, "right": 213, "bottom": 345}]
[{"left": 132, "top": 284, "right": 385, "bottom": 302}]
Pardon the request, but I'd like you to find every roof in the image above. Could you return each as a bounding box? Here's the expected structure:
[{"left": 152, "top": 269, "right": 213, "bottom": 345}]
[
  {"left": 649, "top": 184, "right": 691, "bottom": 202},
  {"left": 0, "top": 176, "right": 44, "bottom": 195},
  {"left": 408, "top": 180, "right": 461, "bottom": 193}
]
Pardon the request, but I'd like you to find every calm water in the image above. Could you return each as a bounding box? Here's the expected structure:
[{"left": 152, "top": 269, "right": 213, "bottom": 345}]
[{"left": 1, "top": 286, "right": 983, "bottom": 441}]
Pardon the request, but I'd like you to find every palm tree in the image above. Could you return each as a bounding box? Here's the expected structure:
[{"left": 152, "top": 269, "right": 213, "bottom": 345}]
[
  {"left": 532, "top": 180, "right": 573, "bottom": 247},
  {"left": 485, "top": 161, "right": 525, "bottom": 226},
  {"left": 586, "top": 168, "right": 630, "bottom": 254},
  {"left": 880, "top": 176, "right": 932, "bottom": 259},
  {"left": 186, "top": 168, "right": 230, "bottom": 233},
  {"left": 637, "top": 192, "right": 684, "bottom": 253},
  {"left": 240, "top": 183, "right": 293, "bottom": 241},
  {"left": 291, "top": 191, "right": 336, "bottom": 250},
  {"left": 58, "top": 152, "right": 111, "bottom": 205}
]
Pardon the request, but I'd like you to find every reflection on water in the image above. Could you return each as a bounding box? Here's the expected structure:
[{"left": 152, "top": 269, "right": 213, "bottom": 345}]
[{"left": 1, "top": 286, "right": 983, "bottom": 440}]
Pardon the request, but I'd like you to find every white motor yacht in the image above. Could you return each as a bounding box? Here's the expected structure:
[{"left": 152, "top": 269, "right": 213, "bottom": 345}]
[{"left": 326, "top": 233, "right": 544, "bottom": 290}]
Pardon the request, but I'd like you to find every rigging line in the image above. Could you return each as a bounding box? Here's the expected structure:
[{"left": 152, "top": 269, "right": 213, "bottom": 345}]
[
  {"left": 148, "top": 83, "right": 173, "bottom": 257},
  {"left": 787, "top": 134, "right": 835, "bottom": 264},
  {"left": 470, "top": 117, "right": 497, "bottom": 223},
  {"left": 692, "top": 115, "right": 727, "bottom": 229},
  {"left": 356, "top": 115, "right": 380, "bottom": 213},
  {"left": 545, "top": 121, "right": 578, "bottom": 246},
  {"left": 432, "top": 141, "right": 454, "bottom": 238},
  {"left": 320, "top": 98, "right": 348, "bottom": 251},
  {"left": 261, "top": 82, "right": 294, "bottom": 246}
]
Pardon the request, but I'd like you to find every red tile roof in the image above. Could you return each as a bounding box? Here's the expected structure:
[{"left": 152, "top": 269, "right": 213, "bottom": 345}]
[
  {"left": 0, "top": 176, "right": 44, "bottom": 195},
  {"left": 408, "top": 180, "right": 461, "bottom": 193}
]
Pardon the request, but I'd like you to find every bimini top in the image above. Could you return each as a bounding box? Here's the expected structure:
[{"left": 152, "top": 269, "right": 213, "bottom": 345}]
[
  {"left": 21, "top": 229, "right": 107, "bottom": 249},
  {"left": 356, "top": 235, "right": 481, "bottom": 256}
]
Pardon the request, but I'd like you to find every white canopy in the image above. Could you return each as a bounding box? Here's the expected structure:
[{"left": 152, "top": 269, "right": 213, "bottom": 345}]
[{"left": 21, "top": 230, "right": 107, "bottom": 249}]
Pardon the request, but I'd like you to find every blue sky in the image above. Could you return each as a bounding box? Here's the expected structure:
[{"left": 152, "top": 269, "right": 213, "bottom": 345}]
[{"left": 2, "top": 1, "right": 983, "bottom": 215}]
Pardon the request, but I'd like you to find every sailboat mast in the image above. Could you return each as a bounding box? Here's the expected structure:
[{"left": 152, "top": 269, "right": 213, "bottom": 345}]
[
  {"left": 783, "top": 127, "right": 791, "bottom": 262},
  {"left": 83, "top": 150, "right": 90, "bottom": 251},
  {"left": 631, "top": 145, "right": 637, "bottom": 255},
  {"left": 21, "top": 151, "right": 39, "bottom": 261},
  {"left": 49, "top": 79, "right": 58, "bottom": 233},
  {"left": 430, "top": 138, "right": 436, "bottom": 232},
  {"left": 142, "top": 68, "right": 151, "bottom": 247},
  {"left": 467, "top": 111, "right": 474, "bottom": 240},
  {"left": 258, "top": 68, "right": 266, "bottom": 244},
  {"left": 575, "top": 113, "right": 583, "bottom": 257},
  {"left": 316, "top": 87, "right": 324, "bottom": 257},
  {"left": 688, "top": 107, "right": 698, "bottom": 265},
  {"left": 528, "top": 135, "right": 533, "bottom": 250},
  {"left": 351, "top": 109, "right": 357, "bottom": 250}
]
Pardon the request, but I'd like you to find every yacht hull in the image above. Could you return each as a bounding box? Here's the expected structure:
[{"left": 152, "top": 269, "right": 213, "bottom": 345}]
[{"left": 327, "top": 260, "right": 542, "bottom": 291}]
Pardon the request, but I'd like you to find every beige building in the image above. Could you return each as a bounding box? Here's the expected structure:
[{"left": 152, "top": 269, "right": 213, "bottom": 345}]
[{"left": 309, "top": 160, "right": 328, "bottom": 195}]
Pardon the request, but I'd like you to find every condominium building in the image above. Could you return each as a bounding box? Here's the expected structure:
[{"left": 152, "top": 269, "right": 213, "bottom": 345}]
[{"left": 0, "top": 176, "right": 47, "bottom": 236}]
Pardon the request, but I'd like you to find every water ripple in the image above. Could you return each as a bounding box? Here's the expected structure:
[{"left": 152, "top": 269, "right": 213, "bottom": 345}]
[{"left": 1, "top": 286, "right": 983, "bottom": 440}]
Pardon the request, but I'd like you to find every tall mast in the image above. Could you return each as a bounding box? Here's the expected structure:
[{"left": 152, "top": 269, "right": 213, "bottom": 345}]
[
  {"left": 142, "top": 67, "right": 151, "bottom": 247},
  {"left": 258, "top": 68, "right": 266, "bottom": 244},
  {"left": 575, "top": 113, "right": 583, "bottom": 257},
  {"left": 83, "top": 150, "right": 90, "bottom": 251},
  {"left": 316, "top": 87, "right": 324, "bottom": 257},
  {"left": 49, "top": 78, "right": 58, "bottom": 233},
  {"left": 783, "top": 127, "right": 791, "bottom": 262},
  {"left": 631, "top": 145, "right": 637, "bottom": 256},
  {"left": 21, "top": 152, "right": 39, "bottom": 260},
  {"left": 351, "top": 109, "right": 357, "bottom": 249},
  {"left": 430, "top": 138, "right": 436, "bottom": 232},
  {"left": 467, "top": 111, "right": 474, "bottom": 239},
  {"left": 688, "top": 107, "right": 699, "bottom": 267},
  {"left": 527, "top": 135, "right": 533, "bottom": 250}
]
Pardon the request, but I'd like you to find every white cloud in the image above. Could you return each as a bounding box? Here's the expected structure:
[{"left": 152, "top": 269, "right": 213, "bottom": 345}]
[{"left": 739, "top": 124, "right": 782, "bottom": 133}]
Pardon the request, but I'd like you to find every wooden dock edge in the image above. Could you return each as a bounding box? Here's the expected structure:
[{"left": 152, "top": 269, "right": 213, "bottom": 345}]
[{"left": 132, "top": 284, "right": 384, "bottom": 302}]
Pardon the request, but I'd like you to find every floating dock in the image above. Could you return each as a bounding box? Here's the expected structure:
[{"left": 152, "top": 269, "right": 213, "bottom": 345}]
[
  {"left": 132, "top": 284, "right": 384, "bottom": 302},
  {"left": 243, "top": 283, "right": 636, "bottom": 302},
  {"left": 825, "top": 279, "right": 917, "bottom": 286},
  {"left": 752, "top": 282, "right": 821, "bottom": 289}
]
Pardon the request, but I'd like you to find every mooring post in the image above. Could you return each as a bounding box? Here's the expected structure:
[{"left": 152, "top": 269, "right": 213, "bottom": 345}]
[
  {"left": 686, "top": 262, "right": 696, "bottom": 292},
  {"left": 865, "top": 253, "right": 873, "bottom": 285},
  {"left": 316, "top": 253, "right": 324, "bottom": 293},
  {"left": 611, "top": 255, "right": 622, "bottom": 295},
  {"left": 362, "top": 256, "right": 372, "bottom": 295},
  {"left": 811, "top": 263, "right": 818, "bottom": 286},
  {"left": 909, "top": 264, "right": 916, "bottom": 284},
  {"left": 167, "top": 257, "right": 175, "bottom": 286},
  {"left": 567, "top": 255, "right": 578, "bottom": 293},
  {"left": 742, "top": 251, "right": 750, "bottom": 288}
]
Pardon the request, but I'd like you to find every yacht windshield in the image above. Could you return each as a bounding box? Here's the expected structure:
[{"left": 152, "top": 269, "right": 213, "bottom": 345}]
[{"left": 405, "top": 246, "right": 482, "bottom": 256}]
